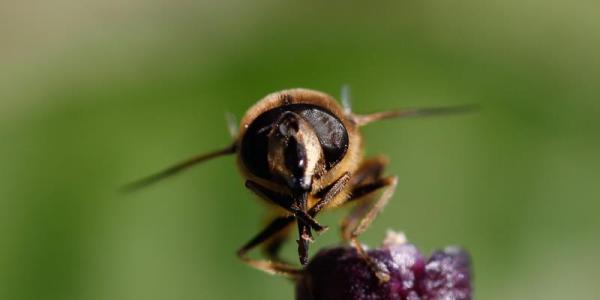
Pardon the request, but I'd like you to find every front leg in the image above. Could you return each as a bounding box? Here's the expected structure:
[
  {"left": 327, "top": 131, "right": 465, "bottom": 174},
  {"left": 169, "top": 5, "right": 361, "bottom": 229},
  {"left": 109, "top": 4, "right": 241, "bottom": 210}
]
[
  {"left": 310, "top": 172, "right": 352, "bottom": 215},
  {"left": 245, "top": 180, "right": 327, "bottom": 265},
  {"left": 293, "top": 172, "right": 353, "bottom": 265},
  {"left": 245, "top": 180, "right": 328, "bottom": 233}
]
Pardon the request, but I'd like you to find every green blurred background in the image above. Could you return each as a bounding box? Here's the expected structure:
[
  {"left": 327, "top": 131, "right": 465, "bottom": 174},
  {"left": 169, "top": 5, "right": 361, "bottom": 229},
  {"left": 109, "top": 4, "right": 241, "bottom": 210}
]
[{"left": 1, "top": 1, "right": 599, "bottom": 299}]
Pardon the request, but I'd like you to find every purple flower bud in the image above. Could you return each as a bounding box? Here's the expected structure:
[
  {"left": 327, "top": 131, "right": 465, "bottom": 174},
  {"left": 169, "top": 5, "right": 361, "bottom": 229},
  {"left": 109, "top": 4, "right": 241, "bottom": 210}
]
[
  {"left": 420, "top": 247, "right": 472, "bottom": 300},
  {"left": 296, "top": 232, "right": 472, "bottom": 300}
]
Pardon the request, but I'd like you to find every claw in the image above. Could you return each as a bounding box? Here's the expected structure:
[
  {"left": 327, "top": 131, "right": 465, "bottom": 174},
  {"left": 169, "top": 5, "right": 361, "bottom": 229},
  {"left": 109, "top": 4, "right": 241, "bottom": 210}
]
[
  {"left": 301, "top": 232, "right": 315, "bottom": 243},
  {"left": 316, "top": 225, "right": 329, "bottom": 235}
]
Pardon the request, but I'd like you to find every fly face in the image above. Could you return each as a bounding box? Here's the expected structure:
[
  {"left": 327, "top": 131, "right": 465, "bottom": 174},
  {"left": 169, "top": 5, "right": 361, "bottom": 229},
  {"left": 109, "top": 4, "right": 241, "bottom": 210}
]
[{"left": 267, "top": 111, "right": 324, "bottom": 193}]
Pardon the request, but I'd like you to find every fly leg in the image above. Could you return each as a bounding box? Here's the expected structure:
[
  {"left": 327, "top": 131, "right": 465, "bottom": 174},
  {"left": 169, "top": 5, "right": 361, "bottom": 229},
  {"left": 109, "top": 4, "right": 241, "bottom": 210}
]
[
  {"left": 339, "top": 157, "right": 398, "bottom": 283},
  {"left": 237, "top": 216, "right": 299, "bottom": 277}
]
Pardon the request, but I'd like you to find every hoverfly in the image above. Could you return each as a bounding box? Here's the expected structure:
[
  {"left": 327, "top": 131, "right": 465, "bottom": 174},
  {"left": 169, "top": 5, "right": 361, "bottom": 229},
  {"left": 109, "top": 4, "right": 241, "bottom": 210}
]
[{"left": 124, "top": 88, "right": 473, "bottom": 280}]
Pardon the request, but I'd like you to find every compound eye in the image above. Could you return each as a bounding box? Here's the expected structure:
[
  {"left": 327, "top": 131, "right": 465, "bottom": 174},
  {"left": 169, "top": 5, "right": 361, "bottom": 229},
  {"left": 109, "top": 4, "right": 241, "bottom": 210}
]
[{"left": 298, "top": 108, "right": 348, "bottom": 169}]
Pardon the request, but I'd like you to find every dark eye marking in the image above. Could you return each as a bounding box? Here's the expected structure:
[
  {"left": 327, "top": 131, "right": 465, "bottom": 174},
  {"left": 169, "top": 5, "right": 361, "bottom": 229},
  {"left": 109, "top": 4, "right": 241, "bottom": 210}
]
[{"left": 241, "top": 104, "right": 349, "bottom": 179}]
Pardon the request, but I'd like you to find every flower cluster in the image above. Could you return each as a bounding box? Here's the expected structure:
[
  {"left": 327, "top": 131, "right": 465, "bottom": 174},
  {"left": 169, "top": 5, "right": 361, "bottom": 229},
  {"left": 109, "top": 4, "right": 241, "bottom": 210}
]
[{"left": 296, "top": 232, "right": 472, "bottom": 300}]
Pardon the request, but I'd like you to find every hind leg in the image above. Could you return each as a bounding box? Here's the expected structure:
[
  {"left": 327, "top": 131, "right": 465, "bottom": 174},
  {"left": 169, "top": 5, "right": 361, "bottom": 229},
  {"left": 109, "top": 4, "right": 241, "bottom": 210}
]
[
  {"left": 341, "top": 176, "right": 398, "bottom": 241},
  {"left": 236, "top": 215, "right": 299, "bottom": 277},
  {"left": 339, "top": 157, "right": 399, "bottom": 282}
]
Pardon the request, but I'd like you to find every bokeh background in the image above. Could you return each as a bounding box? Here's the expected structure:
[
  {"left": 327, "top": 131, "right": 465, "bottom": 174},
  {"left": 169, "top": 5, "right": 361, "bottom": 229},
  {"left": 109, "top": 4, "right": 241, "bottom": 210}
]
[{"left": 2, "top": 1, "right": 599, "bottom": 299}]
